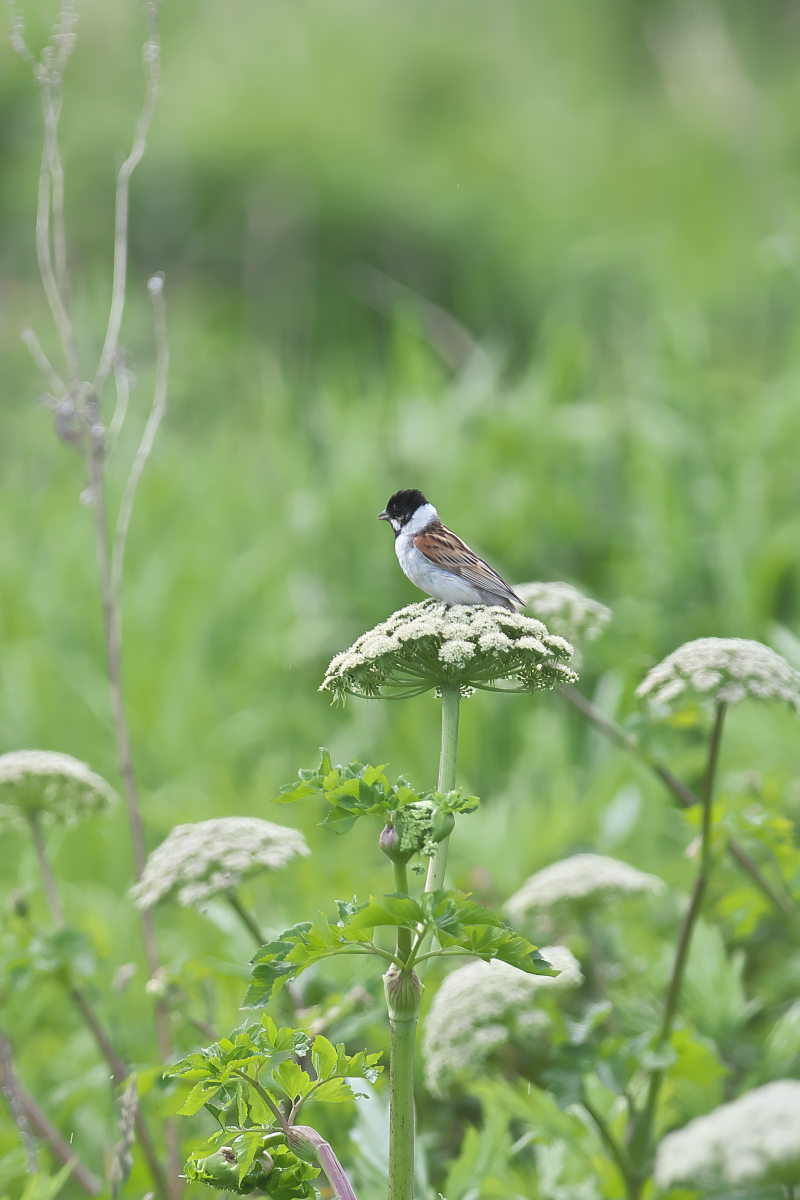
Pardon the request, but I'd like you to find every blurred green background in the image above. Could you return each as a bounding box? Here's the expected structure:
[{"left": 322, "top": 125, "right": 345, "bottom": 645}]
[{"left": 2, "top": 0, "right": 800, "bottom": 1195}]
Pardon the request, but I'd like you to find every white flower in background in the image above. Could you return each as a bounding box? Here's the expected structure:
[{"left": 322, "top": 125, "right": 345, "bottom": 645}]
[
  {"left": 654, "top": 1080, "right": 800, "bottom": 1189},
  {"left": 0, "top": 749, "right": 117, "bottom": 831},
  {"left": 514, "top": 581, "right": 612, "bottom": 645},
  {"left": 320, "top": 599, "right": 576, "bottom": 700},
  {"left": 505, "top": 853, "right": 664, "bottom": 922},
  {"left": 637, "top": 638, "right": 800, "bottom": 715},
  {"left": 422, "top": 948, "right": 582, "bottom": 1096},
  {"left": 132, "top": 817, "right": 310, "bottom": 909}
]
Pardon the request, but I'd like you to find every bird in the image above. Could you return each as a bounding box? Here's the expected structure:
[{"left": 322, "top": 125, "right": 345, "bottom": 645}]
[{"left": 378, "top": 489, "right": 523, "bottom": 611}]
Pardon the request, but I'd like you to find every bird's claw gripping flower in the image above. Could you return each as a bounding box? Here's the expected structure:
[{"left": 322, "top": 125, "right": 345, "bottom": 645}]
[{"left": 320, "top": 600, "right": 577, "bottom": 700}]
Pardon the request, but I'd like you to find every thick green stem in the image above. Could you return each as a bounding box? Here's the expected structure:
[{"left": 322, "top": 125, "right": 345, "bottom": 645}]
[
  {"left": 424, "top": 684, "right": 460, "bottom": 895},
  {"left": 384, "top": 968, "right": 421, "bottom": 1200},
  {"left": 561, "top": 684, "right": 797, "bottom": 923},
  {"left": 394, "top": 860, "right": 411, "bottom": 962},
  {"left": 631, "top": 702, "right": 727, "bottom": 1177}
]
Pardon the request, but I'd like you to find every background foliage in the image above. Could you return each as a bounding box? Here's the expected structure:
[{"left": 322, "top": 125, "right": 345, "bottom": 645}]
[{"left": 1, "top": 1, "right": 799, "bottom": 1197}]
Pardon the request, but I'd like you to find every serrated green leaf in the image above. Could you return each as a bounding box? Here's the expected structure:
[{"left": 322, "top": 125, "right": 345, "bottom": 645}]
[
  {"left": 318, "top": 807, "right": 360, "bottom": 834},
  {"left": 179, "top": 1080, "right": 222, "bottom": 1116},
  {"left": 236, "top": 1082, "right": 247, "bottom": 1127},
  {"left": 348, "top": 894, "right": 425, "bottom": 930},
  {"left": 311, "top": 1035, "right": 337, "bottom": 1080},
  {"left": 274, "top": 1059, "right": 311, "bottom": 1100},
  {"left": 311, "top": 1077, "right": 356, "bottom": 1103},
  {"left": 235, "top": 1131, "right": 263, "bottom": 1186},
  {"left": 333, "top": 896, "right": 364, "bottom": 925}
]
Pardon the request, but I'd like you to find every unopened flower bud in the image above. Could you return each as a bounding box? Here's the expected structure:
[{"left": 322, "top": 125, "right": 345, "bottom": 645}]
[{"left": 379, "top": 823, "right": 413, "bottom": 864}]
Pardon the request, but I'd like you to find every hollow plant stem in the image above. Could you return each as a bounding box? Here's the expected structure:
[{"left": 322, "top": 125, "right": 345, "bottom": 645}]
[
  {"left": 27, "top": 814, "right": 65, "bottom": 926},
  {"left": 581, "top": 1089, "right": 638, "bottom": 1200},
  {"left": 226, "top": 889, "right": 266, "bottom": 946},
  {"left": 384, "top": 968, "right": 421, "bottom": 1200},
  {"left": 394, "top": 860, "right": 411, "bottom": 961},
  {"left": 631, "top": 702, "right": 727, "bottom": 1176},
  {"left": 561, "top": 684, "right": 796, "bottom": 922},
  {"left": 424, "top": 684, "right": 460, "bottom": 895}
]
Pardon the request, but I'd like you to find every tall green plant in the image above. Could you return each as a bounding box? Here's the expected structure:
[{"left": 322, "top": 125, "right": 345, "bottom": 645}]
[{"left": 169, "top": 599, "right": 577, "bottom": 1197}]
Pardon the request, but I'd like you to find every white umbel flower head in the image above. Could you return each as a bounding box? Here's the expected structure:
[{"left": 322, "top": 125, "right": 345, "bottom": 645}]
[
  {"left": 0, "top": 749, "right": 117, "bottom": 831},
  {"left": 422, "top": 948, "right": 582, "bottom": 1095},
  {"left": 514, "top": 582, "right": 611, "bottom": 645},
  {"left": 637, "top": 638, "right": 800, "bottom": 715},
  {"left": 654, "top": 1080, "right": 800, "bottom": 1190},
  {"left": 320, "top": 599, "right": 576, "bottom": 700},
  {"left": 504, "top": 853, "right": 664, "bottom": 922},
  {"left": 131, "top": 817, "right": 310, "bottom": 910}
]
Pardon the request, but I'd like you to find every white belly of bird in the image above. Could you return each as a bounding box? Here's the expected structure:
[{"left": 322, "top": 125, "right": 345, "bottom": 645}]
[{"left": 396, "top": 538, "right": 484, "bottom": 605}]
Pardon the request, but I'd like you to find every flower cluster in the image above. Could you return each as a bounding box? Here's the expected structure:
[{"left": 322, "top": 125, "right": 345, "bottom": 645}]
[
  {"left": 132, "top": 817, "right": 310, "bottom": 910},
  {"left": 0, "top": 749, "right": 117, "bottom": 831},
  {"left": 514, "top": 581, "right": 611, "bottom": 645},
  {"left": 505, "top": 853, "right": 664, "bottom": 922},
  {"left": 422, "top": 948, "right": 582, "bottom": 1095},
  {"left": 655, "top": 1080, "right": 800, "bottom": 1189},
  {"left": 320, "top": 600, "right": 576, "bottom": 700},
  {"left": 637, "top": 638, "right": 800, "bottom": 715}
]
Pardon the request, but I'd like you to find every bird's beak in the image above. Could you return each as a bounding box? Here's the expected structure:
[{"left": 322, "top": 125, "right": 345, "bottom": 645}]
[{"left": 377, "top": 509, "right": 390, "bottom": 521}]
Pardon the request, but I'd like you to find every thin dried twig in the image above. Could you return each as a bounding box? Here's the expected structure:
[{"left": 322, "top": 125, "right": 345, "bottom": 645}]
[
  {"left": 20, "top": 326, "right": 65, "bottom": 395},
  {"left": 94, "top": 1, "right": 162, "bottom": 396},
  {"left": 108, "top": 352, "right": 131, "bottom": 452},
  {"left": 111, "top": 274, "right": 168, "bottom": 611},
  {"left": 0, "top": 1029, "right": 102, "bottom": 1195},
  {"left": 13, "top": 0, "right": 82, "bottom": 382},
  {"left": 11, "top": 3, "right": 179, "bottom": 1195}
]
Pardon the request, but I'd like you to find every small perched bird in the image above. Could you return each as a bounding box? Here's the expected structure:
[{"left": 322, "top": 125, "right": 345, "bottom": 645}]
[{"left": 378, "top": 489, "right": 523, "bottom": 610}]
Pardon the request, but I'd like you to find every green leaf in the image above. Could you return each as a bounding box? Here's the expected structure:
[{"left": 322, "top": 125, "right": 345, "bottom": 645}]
[
  {"left": 311, "top": 1077, "right": 358, "bottom": 1103},
  {"left": 234, "top": 1131, "right": 263, "bottom": 1187},
  {"left": 178, "top": 1081, "right": 222, "bottom": 1116},
  {"left": 274, "top": 1059, "right": 311, "bottom": 1101},
  {"left": 243, "top": 914, "right": 381, "bottom": 1009},
  {"left": 348, "top": 894, "right": 425, "bottom": 930},
  {"left": 274, "top": 750, "right": 478, "bottom": 844},
  {"left": 311, "top": 1034, "right": 337, "bottom": 1080}
]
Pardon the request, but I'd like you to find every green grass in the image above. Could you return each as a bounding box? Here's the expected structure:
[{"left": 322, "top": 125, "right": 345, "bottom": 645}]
[{"left": 2, "top": 1, "right": 800, "bottom": 1196}]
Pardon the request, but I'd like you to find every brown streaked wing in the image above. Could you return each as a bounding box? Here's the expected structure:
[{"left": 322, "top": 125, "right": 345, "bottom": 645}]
[{"left": 413, "top": 525, "right": 522, "bottom": 604}]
